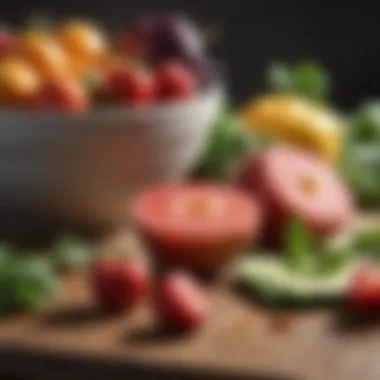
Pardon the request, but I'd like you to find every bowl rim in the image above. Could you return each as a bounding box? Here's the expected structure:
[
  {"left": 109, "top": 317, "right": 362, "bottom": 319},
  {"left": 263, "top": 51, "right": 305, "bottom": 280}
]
[{"left": 0, "top": 84, "right": 225, "bottom": 123}]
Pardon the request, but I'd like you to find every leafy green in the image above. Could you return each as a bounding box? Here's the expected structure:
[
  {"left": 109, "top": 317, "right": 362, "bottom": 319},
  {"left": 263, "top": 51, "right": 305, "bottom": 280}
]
[
  {"left": 350, "top": 101, "right": 380, "bottom": 143},
  {"left": 291, "top": 61, "right": 330, "bottom": 103},
  {"left": 283, "top": 219, "right": 350, "bottom": 277},
  {"left": 191, "top": 108, "right": 254, "bottom": 180},
  {"left": 284, "top": 219, "right": 314, "bottom": 271},
  {"left": 316, "top": 236, "right": 353, "bottom": 276},
  {"left": 235, "top": 255, "right": 357, "bottom": 308},
  {"left": 341, "top": 142, "right": 380, "bottom": 206},
  {"left": 267, "top": 60, "right": 330, "bottom": 104},
  {"left": 0, "top": 253, "right": 58, "bottom": 316},
  {"left": 342, "top": 101, "right": 380, "bottom": 206},
  {"left": 352, "top": 224, "right": 380, "bottom": 262},
  {"left": 52, "top": 235, "right": 93, "bottom": 273}
]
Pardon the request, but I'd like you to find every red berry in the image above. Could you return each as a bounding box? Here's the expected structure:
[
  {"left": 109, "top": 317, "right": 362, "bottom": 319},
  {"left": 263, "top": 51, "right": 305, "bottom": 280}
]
[
  {"left": 104, "top": 65, "right": 155, "bottom": 106},
  {"left": 38, "top": 78, "right": 89, "bottom": 113},
  {"left": 154, "top": 271, "right": 209, "bottom": 330},
  {"left": 90, "top": 258, "right": 150, "bottom": 313},
  {"left": 155, "top": 60, "right": 196, "bottom": 101},
  {"left": 349, "top": 267, "right": 380, "bottom": 313}
]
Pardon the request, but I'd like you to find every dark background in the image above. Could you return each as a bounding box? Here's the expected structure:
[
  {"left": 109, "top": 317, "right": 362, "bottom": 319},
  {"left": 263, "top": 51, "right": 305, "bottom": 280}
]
[{"left": 2, "top": 0, "right": 380, "bottom": 107}]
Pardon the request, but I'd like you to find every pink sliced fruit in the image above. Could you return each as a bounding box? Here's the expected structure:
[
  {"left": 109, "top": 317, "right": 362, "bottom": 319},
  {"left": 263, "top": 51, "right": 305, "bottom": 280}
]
[
  {"left": 237, "top": 147, "right": 353, "bottom": 246},
  {"left": 154, "top": 271, "right": 209, "bottom": 330},
  {"left": 131, "top": 183, "right": 261, "bottom": 273}
]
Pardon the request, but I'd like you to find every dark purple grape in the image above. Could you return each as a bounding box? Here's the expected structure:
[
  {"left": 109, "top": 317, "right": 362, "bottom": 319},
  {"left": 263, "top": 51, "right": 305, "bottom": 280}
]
[{"left": 150, "top": 13, "right": 206, "bottom": 63}]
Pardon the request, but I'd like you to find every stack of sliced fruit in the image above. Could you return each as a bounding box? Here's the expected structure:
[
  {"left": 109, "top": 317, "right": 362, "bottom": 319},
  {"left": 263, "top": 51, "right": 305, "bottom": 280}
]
[{"left": 0, "top": 13, "right": 220, "bottom": 112}]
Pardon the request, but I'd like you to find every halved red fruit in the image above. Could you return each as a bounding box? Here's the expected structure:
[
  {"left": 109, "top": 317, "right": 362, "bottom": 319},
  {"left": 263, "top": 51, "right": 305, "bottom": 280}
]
[
  {"left": 131, "top": 183, "right": 261, "bottom": 274},
  {"left": 237, "top": 147, "right": 353, "bottom": 246}
]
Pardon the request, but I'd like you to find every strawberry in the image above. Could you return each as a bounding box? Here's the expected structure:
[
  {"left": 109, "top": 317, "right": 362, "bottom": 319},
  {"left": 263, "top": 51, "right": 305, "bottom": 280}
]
[
  {"left": 154, "top": 271, "right": 209, "bottom": 331},
  {"left": 104, "top": 65, "right": 155, "bottom": 106},
  {"left": 90, "top": 257, "right": 150, "bottom": 314},
  {"left": 155, "top": 60, "right": 196, "bottom": 101}
]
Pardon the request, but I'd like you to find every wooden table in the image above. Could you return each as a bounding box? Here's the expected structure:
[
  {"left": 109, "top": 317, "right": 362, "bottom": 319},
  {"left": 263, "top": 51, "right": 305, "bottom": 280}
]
[
  {"left": 1, "top": 272, "right": 380, "bottom": 380},
  {"left": 1, "top": 214, "right": 380, "bottom": 380}
]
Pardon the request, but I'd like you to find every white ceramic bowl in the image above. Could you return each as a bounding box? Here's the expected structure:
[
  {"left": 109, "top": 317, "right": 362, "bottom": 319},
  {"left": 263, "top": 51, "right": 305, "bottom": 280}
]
[{"left": 0, "top": 86, "right": 223, "bottom": 228}]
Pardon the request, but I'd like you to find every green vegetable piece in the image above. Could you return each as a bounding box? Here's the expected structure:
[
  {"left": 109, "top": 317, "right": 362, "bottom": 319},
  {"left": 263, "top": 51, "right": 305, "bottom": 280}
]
[
  {"left": 191, "top": 108, "right": 254, "bottom": 180},
  {"left": 235, "top": 256, "right": 358, "bottom": 308},
  {"left": 341, "top": 143, "right": 380, "bottom": 206},
  {"left": 316, "top": 236, "right": 352, "bottom": 277},
  {"left": 0, "top": 256, "right": 58, "bottom": 315},
  {"left": 353, "top": 224, "right": 380, "bottom": 261},
  {"left": 284, "top": 219, "right": 315, "bottom": 271},
  {"left": 13, "top": 258, "right": 57, "bottom": 310},
  {"left": 267, "top": 60, "right": 330, "bottom": 104},
  {"left": 351, "top": 101, "right": 380, "bottom": 143},
  {"left": 291, "top": 60, "right": 330, "bottom": 104},
  {"left": 52, "top": 235, "right": 92, "bottom": 273}
]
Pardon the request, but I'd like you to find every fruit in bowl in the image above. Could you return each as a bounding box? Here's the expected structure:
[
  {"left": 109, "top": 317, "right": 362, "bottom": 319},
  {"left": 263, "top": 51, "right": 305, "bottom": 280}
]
[
  {"left": 130, "top": 183, "right": 261, "bottom": 274},
  {"left": 0, "top": 13, "right": 220, "bottom": 112},
  {"left": 0, "top": 57, "right": 42, "bottom": 107},
  {"left": 0, "top": 14, "right": 223, "bottom": 228}
]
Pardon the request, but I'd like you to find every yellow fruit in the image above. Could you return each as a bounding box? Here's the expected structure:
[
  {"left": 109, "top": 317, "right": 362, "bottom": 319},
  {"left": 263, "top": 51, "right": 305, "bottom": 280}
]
[
  {"left": 242, "top": 95, "right": 343, "bottom": 162},
  {"left": 58, "top": 20, "right": 107, "bottom": 62},
  {"left": 18, "top": 32, "right": 72, "bottom": 80},
  {"left": 0, "top": 57, "right": 42, "bottom": 107}
]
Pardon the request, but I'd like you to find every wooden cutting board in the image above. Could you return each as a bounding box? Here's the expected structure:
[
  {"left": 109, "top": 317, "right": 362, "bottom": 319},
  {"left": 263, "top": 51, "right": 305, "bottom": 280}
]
[
  {"left": 1, "top": 214, "right": 380, "bottom": 380},
  {"left": 1, "top": 272, "right": 380, "bottom": 380}
]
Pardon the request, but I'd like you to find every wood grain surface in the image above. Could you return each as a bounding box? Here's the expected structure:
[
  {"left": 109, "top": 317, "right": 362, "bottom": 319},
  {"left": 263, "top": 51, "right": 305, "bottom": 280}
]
[
  {"left": 1, "top": 272, "right": 380, "bottom": 380},
  {"left": 1, "top": 214, "right": 380, "bottom": 380}
]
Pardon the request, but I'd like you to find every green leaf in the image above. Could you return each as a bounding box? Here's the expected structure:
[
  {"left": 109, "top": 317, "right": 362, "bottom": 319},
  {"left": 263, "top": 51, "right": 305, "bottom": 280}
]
[
  {"left": 284, "top": 219, "right": 314, "bottom": 270},
  {"left": 191, "top": 108, "right": 254, "bottom": 180},
  {"left": 351, "top": 101, "right": 380, "bottom": 143},
  {"left": 0, "top": 256, "right": 58, "bottom": 315},
  {"left": 266, "top": 60, "right": 330, "bottom": 104},
  {"left": 341, "top": 142, "right": 380, "bottom": 206},
  {"left": 315, "top": 236, "right": 352, "bottom": 277},
  {"left": 353, "top": 224, "right": 380, "bottom": 261},
  {"left": 291, "top": 60, "right": 330, "bottom": 104}
]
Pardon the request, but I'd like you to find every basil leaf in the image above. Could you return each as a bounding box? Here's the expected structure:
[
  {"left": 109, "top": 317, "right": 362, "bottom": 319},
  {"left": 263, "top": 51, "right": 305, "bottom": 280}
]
[
  {"left": 351, "top": 101, "right": 380, "bottom": 143},
  {"left": 284, "top": 219, "right": 314, "bottom": 270},
  {"left": 315, "top": 236, "right": 352, "bottom": 277},
  {"left": 191, "top": 108, "right": 254, "bottom": 180},
  {"left": 353, "top": 224, "right": 380, "bottom": 261},
  {"left": 291, "top": 60, "right": 330, "bottom": 104}
]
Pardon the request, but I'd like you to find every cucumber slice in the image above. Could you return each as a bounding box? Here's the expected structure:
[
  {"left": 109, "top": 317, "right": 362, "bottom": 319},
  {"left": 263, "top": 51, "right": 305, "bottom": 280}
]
[{"left": 235, "top": 256, "right": 359, "bottom": 308}]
